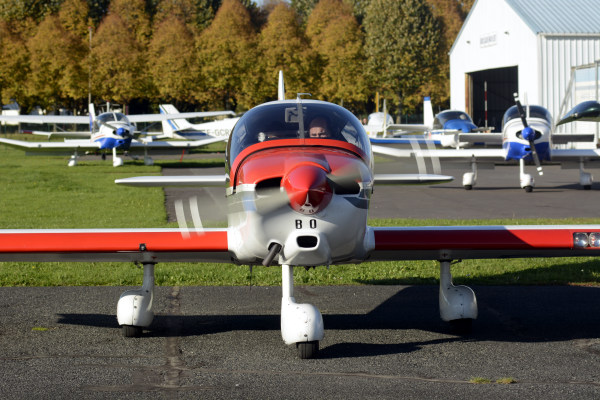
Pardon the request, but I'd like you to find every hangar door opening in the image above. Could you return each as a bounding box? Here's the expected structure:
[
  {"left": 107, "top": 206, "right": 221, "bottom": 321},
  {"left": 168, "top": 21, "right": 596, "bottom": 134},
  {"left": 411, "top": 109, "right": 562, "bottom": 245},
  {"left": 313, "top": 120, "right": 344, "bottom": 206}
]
[{"left": 466, "top": 66, "right": 518, "bottom": 132}]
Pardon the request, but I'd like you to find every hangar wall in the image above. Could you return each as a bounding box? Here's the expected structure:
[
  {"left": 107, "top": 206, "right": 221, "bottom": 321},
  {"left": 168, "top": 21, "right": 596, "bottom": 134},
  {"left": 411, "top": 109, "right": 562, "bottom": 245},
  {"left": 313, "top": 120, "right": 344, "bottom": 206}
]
[
  {"left": 449, "top": 0, "right": 539, "bottom": 129},
  {"left": 539, "top": 35, "right": 600, "bottom": 126},
  {"left": 450, "top": 0, "right": 600, "bottom": 132}
]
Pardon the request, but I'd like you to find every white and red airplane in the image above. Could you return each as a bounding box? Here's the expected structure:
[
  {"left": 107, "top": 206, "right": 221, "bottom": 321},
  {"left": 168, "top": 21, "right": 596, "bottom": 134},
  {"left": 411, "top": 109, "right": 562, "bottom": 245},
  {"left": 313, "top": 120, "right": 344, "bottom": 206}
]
[{"left": 1, "top": 73, "right": 600, "bottom": 359}]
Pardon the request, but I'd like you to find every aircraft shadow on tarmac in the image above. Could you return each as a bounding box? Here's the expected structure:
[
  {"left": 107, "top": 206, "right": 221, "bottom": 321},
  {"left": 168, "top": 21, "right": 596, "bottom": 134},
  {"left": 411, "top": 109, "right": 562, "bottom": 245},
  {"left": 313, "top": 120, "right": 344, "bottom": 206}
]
[{"left": 56, "top": 284, "right": 600, "bottom": 359}]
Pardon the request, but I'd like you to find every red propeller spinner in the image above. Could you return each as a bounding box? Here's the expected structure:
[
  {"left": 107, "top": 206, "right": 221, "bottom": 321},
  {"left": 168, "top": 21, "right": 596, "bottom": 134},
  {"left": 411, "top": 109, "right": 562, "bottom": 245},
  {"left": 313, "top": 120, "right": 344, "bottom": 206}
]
[{"left": 281, "top": 162, "right": 333, "bottom": 215}]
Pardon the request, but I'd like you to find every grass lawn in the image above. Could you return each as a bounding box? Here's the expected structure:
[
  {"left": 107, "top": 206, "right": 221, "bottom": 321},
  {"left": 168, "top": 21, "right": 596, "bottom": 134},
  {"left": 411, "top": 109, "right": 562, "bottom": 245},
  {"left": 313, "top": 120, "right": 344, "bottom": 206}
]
[{"left": 1, "top": 136, "right": 599, "bottom": 287}]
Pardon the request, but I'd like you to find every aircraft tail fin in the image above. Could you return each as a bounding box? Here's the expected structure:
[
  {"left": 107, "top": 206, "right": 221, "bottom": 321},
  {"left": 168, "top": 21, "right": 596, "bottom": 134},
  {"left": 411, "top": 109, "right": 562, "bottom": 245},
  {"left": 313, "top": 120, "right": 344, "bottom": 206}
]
[
  {"left": 88, "top": 103, "right": 95, "bottom": 132},
  {"left": 278, "top": 70, "right": 285, "bottom": 101},
  {"left": 159, "top": 104, "right": 194, "bottom": 137},
  {"left": 423, "top": 97, "right": 434, "bottom": 129}
]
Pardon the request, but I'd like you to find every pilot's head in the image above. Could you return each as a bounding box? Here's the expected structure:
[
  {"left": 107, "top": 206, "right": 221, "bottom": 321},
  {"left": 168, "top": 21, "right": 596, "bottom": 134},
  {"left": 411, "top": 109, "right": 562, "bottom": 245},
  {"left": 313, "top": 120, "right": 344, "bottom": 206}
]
[{"left": 309, "top": 117, "right": 330, "bottom": 138}]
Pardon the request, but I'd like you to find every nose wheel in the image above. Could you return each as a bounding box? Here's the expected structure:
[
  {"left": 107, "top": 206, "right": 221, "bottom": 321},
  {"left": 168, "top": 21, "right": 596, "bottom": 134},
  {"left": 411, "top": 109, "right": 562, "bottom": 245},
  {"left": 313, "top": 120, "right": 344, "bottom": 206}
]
[
  {"left": 297, "top": 341, "right": 319, "bottom": 359},
  {"left": 281, "top": 264, "right": 324, "bottom": 359}
]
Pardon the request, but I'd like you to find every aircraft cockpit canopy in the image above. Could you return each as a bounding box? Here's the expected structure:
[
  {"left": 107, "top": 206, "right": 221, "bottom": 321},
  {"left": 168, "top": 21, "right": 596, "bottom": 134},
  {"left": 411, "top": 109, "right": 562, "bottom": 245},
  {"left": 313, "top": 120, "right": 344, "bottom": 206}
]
[
  {"left": 502, "top": 105, "right": 552, "bottom": 130},
  {"left": 93, "top": 112, "right": 132, "bottom": 132},
  {"left": 227, "top": 101, "right": 371, "bottom": 169},
  {"left": 433, "top": 110, "right": 472, "bottom": 130}
]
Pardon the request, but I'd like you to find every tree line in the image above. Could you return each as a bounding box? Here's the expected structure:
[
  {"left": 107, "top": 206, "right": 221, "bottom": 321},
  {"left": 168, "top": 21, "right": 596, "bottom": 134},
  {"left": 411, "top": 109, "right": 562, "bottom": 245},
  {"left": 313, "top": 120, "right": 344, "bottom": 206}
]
[{"left": 0, "top": 0, "right": 474, "bottom": 119}]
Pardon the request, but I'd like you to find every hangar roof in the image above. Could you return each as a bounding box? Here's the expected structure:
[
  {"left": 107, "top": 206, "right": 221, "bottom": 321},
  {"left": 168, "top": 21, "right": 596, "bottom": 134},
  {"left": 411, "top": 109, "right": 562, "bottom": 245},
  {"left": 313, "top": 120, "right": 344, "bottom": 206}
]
[{"left": 505, "top": 0, "right": 600, "bottom": 34}]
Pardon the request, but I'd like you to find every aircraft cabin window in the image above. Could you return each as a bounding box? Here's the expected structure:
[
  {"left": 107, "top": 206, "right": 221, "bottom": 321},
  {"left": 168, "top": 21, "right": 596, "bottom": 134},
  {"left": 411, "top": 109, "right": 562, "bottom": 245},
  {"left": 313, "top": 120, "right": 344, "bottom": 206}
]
[
  {"left": 226, "top": 101, "right": 371, "bottom": 171},
  {"left": 502, "top": 105, "right": 552, "bottom": 129}
]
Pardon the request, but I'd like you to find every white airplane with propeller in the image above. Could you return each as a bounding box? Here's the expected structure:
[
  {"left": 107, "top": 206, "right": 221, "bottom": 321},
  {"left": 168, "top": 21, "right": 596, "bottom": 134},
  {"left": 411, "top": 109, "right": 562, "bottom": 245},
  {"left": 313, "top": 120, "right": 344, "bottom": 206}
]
[
  {"left": 157, "top": 104, "right": 240, "bottom": 141},
  {"left": 0, "top": 104, "right": 234, "bottom": 166},
  {"left": 2, "top": 73, "right": 600, "bottom": 359}
]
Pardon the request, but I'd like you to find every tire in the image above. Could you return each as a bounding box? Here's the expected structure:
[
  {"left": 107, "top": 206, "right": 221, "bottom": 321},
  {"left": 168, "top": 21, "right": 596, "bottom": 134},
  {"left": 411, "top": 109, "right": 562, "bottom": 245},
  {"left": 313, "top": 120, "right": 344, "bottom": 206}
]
[
  {"left": 524, "top": 186, "right": 533, "bottom": 193},
  {"left": 464, "top": 185, "right": 472, "bottom": 190},
  {"left": 297, "top": 341, "right": 319, "bottom": 359},
  {"left": 122, "top": 325, "right": 142, "bottom": 338}
]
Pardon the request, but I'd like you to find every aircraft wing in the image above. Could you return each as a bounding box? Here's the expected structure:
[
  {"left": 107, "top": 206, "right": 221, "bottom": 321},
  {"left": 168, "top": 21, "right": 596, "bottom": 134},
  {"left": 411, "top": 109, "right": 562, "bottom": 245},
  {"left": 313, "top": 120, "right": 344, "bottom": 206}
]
[
  {"left": 551, "top": 134, "right": 596, "bottom": 144},
  {"left": 116, "top": 175, "right": 227, "bottom": 187},
  {"left": 0, "top": 137, "right": 225, "bottom": 154},
  {"left": 0, "top": 111, "right": 234, "bottom": 124},
  {"left": 3, "top": 225, "right": 599, "bottom": 264},
  {"left": 387, "top": 123, "right": 430, "bottom": 132},
  {"left": 550, "top": 148, "right": 600, "bottom": 161},
  {"left": 369, "top": 225, "right": 600, "bottom": 260},
  {"left": 0, "top": 138, "right": 101, "bottom": 152},
  {"left": 0, "top": 115, "right": 89, "bottom": 124},
  {"left": 0, "top": 229, "right": 230, "bottom": 263},
  {"left": 127, "top": 111, "right": 234, "bottom": 123},
  {"left": 454, "top": 132, "right": 503, "bottom": 145},
  {"left": 370, "top": 136, "right": 440, "bottom": 145},
  {"left": 372, "top": 145, "right": 506, "bottom": 160},
  {"left": 22, "top": 130, "right": 92, "bottom": 139},
  {"left": 130, "top": 137, "right": 226, "bottom": 149},
  {"left": 373, "top": 174, "right": 453, "bottom": 185}
]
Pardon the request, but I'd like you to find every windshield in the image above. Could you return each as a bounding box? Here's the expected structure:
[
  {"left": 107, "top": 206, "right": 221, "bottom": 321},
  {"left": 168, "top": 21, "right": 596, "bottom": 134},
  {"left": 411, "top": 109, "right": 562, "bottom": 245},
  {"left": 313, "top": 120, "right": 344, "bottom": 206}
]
[
  {"left": 226, "top": 100, "right": 371, "bottom": 170},
  {"left": 502, "top": 105, "right": 552, "bottom": 129},
  {"left": 433, "top": 110, "right": 472, "bottom": 129},
  {"left": 93, "top": 112, "right": 131, "bottom": 131}
]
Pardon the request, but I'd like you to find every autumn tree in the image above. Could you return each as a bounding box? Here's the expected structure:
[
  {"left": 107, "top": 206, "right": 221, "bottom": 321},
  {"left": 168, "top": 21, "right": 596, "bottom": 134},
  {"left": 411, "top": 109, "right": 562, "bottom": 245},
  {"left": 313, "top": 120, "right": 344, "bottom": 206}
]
[
  {"left": 153, "top": 0, "right": 218, "bottom": 33},
  {"left": 422, "top": 0, "right": 466, "bottom": 109},
  {"left": 255, "top": 2, "right": 318, "bottom": 102},
  {"left": 290, "top": 0, "right": 317, "bottom": 22},
  {"left": 107, "top": 0, "right": 152, "bottom": 45},
  {"left": 306, "top": 0, "right": 367, "bottom": 108},
  {"left": 90, "top": 14, "right": 151, "bottom": 106},
  {"left": 25, "top": 14, "right": 88, "bottom": 110},
  {"left": 0, "top": 21, "right": 29, "bottom": 106},
  {"left": 0, "top": 0, "right": 61, "bottom": 23},
  {"left": 364, "top": 0, "right": 442, "bottom": 116},
  {"left": 196, "top": 0, "right": 258, "bottom": 111},
  {"left": 148, "top": 14, "right": 200, "bottom": 106}
]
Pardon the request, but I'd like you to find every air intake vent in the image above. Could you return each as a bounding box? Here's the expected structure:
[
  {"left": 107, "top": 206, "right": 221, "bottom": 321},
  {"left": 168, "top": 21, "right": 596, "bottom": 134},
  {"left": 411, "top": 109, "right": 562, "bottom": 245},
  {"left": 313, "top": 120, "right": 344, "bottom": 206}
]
[{"left": 297, "top": 236, "right": 318, "bottom": 248}]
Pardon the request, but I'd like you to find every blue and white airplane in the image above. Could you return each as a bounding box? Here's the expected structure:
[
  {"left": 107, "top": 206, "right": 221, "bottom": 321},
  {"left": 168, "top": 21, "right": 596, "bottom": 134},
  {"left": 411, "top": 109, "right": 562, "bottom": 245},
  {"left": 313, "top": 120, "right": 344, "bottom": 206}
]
[
  {"left": 0, "top": 104, "right": 233, "bottom": 166},
  {"left": 374, "top": 94, "right": 600, "bottom": 192}
]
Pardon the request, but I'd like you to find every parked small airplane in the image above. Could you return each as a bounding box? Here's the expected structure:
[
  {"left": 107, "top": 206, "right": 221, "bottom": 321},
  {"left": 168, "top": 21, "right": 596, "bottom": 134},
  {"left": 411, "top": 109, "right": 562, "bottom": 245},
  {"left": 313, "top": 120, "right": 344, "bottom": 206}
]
[
  {"left": 2, "top": 73, "right": 600, "bottom": 360},
  {"left": 375, "top": 94, "right": 600, "bottom": 192},
  {"left": 364, "top": 97, "right": 433, "bottom": 138},
  {"left": 367, "top": 97, "right": 496, "bottom": 149},
  {"left": 0, "top": 104, "right": 234, "bottom": 166},
  {"left": 158, "top": 104, "right": 240, "bottom": 141}
]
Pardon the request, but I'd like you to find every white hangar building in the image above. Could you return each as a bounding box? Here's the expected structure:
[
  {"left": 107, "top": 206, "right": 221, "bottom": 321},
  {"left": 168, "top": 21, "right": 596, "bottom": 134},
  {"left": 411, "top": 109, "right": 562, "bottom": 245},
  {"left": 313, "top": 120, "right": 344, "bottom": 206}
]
[{"left": 450, "top": 0, "right": 600, "bottom": 132}]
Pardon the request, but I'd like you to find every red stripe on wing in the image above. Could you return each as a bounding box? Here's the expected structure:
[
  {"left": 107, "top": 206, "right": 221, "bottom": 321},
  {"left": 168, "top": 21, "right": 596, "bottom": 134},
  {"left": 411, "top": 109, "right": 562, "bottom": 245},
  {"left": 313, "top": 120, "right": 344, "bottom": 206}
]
[
  {"left": 0, "top": 230, "right": 228, "bottom": 253},
  {"left": 374, "top": 228, "right": 578, "bottom": 250}
]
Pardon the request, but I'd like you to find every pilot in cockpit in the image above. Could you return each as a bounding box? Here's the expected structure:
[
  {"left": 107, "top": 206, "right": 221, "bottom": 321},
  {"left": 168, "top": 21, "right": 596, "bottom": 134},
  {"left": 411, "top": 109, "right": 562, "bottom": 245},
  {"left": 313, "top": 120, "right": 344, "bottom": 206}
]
[{"left": 308, "top": 116, "right": 331, "bottom": 139}]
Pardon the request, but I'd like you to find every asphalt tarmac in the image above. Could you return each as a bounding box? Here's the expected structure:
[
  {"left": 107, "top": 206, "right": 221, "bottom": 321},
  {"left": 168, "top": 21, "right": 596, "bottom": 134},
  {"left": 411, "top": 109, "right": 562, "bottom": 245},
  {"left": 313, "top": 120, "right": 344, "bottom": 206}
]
[{"left": 2, "top": 155, "right": 600, "bottom": 398}]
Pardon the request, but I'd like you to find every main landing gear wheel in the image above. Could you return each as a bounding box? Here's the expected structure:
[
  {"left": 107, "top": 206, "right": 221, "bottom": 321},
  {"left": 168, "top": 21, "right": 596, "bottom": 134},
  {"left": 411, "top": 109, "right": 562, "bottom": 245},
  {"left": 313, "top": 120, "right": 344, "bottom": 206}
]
[
  {"left": 297, "top": 341, "right": 319, "bottom": 359},
  {"left": 524, "top": 186, "right": 533, "bottom": 193},
  {"left": 122, "top": 325, "right": 142, "bottom": 338},
  {"left": 464, "top": 185, "right": 473, "bottom": 190}
]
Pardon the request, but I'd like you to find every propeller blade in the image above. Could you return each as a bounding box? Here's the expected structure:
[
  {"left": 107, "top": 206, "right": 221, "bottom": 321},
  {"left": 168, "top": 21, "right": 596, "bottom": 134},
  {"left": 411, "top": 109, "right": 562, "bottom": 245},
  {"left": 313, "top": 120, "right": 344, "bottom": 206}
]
[
  {"left": 515, "top": 93, "right": 543, "bottom": 176},
  {"left": 529, "top": 140, "right": 543, "bottom": 176},
  {"left": 514, "top": 93, "right": 529, "bottom": 128}
]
